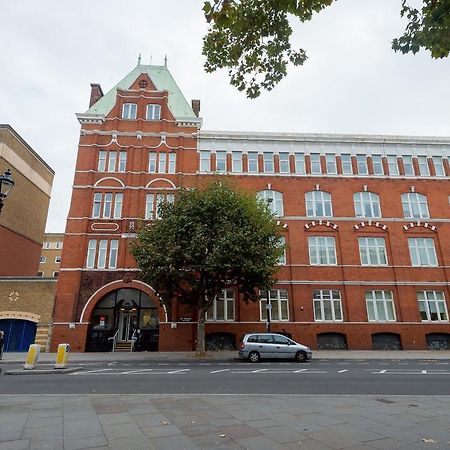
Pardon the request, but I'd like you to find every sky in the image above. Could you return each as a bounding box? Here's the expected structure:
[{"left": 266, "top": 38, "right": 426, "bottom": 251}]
[{"left": 1, "top": 0, "right": 449, "bottom": 232}]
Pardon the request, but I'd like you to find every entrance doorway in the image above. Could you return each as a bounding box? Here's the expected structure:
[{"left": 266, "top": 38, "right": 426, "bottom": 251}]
[
  {"left": 118, "top": 311, "right": 138, "bottom": 342},
  {"left": 0, "top": 319, "right": 37, "bottom": 352}
]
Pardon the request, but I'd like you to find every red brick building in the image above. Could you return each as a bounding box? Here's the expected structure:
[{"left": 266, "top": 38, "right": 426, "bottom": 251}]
[{"left": 52, "top": 62, "right": 450, "bottom": 352}]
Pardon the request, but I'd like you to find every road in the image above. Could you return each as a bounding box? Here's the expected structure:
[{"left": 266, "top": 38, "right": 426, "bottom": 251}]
[{"left": 2, "top": 359, "right": 450, "bottom": 395}]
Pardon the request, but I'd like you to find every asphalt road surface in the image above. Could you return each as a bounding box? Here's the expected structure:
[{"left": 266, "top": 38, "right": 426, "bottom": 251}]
[{"left": 2, "top": 359, "right": 450, "bottom": 395}]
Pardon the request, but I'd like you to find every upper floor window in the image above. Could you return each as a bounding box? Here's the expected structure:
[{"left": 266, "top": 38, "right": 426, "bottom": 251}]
[
  {"left": 417, "top": 156, "right": 430, "bottom": 176},
  {"left": 418, "top": 291, "right": 448, "bottom": 322},
  {"left": 305, "top": 191, "right": 332, "bottom": 217},
  {"left": 53, "top": 271, "right": 59, "bottom": 278},
  {"left": 310, "top": 153, "right": 322, "bottom": 174},
  {"left": 206, "top": 289, "right": 235, "bottom": 321},
  {"left": 199, "top": 151, "right": 211, "bottom": 172},
  {"left": 86, "top": 239, "right": 119, "bottom": 269},
  {"left": 279, "top": 153, "right": 290, "bottom": 173},
  {"left": 55, "top": 242, "right": 63, "bottom": 250},
  {"left": 366, "top": 290, "right": 396, "bottom": 322},
  {"left": 263, "top": 152, "right": 274, "bottom": 173},
  {"left": 313, "top": 290, "right": 343, "bottom": 322},
  {"left": 294, "top": 153, "right": 305, "bottom": 174},
  {"left": 43, "top": 242, "right": 51, "bottom": 249},
  {"left": 308, "top": 236, "right": 337, "bottom": 265},
  {"left": 402, "top": 155, "right": 414, "bottom": 175},
  {"left": 216, "top": 151, "right": 227, "bottom": 173},
  {"left": 408, "top": 238, "right": 438, "bottom": 267},
  {"left": 387, "top": 155, "right": 399, "bottom": 175},
  {"left": 278, "top": 236, "right": 286, "bottom": 265},
  {"left": 145, "top": 193, "right": 175, "bottom": 220},
  {"left": 122, "top": 103, "right": 137, "bottom": 119},
  {"left": 356, "top": 154, "right": 368, "bottom": 175},
  {"left": 168, "top": 153, "right": 176, "bottom": 174},
  {"left": 257, "top": 190, "right": 284, "bottom": 216},
  {"left": 371, "top": 155, "right": 384, "bottom": 175},
  {"left": 432, "top": 156, "right": 445, "bottom": 176},
  {"left": 401, "top": 192, "right": 429, "bottom": 219},
  {"left": 55, "top": 256, "right": 61, "bottom": 263},
  {"left": 353, "top": 192, "right": 381, "bottom": 218},
  {"left": 325, "top": 154, "right": 337, "bottom": 174},
  {"left": 98, "top": 151, "right": 126, "bottom": 172},
  {"left": 358, "top": 237, "right": 387, "bottom": 266},
  {"left": 146, "top": 104, "right": 161, "bottom": 120},
  {"left": 92, "top": 192, "right": 123, "bottom": 219},
  {"left": 37, "top": 271, "right": 44, "bottom": 277},
  {"left": 248, "top": 152, "right": 259, "bottom": 173},
  {"left": 39, "top": 256, "right": 46, "bottom": 263},
  {"left": 232, "top": 151, "right": 243, "bottom": 173},
  {"left": 341, "top": 154, "right": 353, "bottom": 174},
  {"left": 148, "top": 152, "right": 176, "bottom": 174},
  {"left": 260, "top": 289, "right": 289, "bottom": 321}
]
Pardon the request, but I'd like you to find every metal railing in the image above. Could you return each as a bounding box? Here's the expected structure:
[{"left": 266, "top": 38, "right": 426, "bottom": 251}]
[
  {"left": 108, "top": 329, "right": 119, "bottom": 352},
  {"left": 131, "top": 329, "right": 137, "bottom": 352}
]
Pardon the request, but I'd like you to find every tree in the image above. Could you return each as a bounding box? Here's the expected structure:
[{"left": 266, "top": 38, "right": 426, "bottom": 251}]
[
  {"left": 131, "top": 182, "right": 284, "bottom": 355},
  {"left": 202, "top": 0, "right": 450, "bottom": 98}
]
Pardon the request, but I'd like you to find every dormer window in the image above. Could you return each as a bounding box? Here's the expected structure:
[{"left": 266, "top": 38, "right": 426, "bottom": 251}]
[
  {"left": 122, "top": 103, "right": 137, "bottom": 119},
  {"left": 146, "top": 104, "right": 161, "bottom": 120}
]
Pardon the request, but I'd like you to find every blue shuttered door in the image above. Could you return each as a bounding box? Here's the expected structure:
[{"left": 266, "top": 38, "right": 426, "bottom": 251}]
[{"left": 0, "top": 319, "right": 37, "bottom": 352}]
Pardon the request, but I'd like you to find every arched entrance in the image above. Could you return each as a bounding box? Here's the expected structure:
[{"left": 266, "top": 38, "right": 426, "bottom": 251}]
[
  {"left": 0, "top": 319, "right": 37, "bottom": 352},
  {"left": 86, "top": 288, "right": 159, "bottom": 352}
]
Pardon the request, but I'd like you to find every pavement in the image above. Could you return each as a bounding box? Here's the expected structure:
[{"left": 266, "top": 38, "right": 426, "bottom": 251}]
[{"left": 1, "top": 349, "right": 450, "bottom": 364}]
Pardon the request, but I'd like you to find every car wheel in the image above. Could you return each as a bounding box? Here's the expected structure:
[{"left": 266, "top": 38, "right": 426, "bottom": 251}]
[
  {"left": 248, "top": 351, "right": 260, "bottom": 363},
  {"left": 295, "top": 351, "right": 307, "bottom": 362}
]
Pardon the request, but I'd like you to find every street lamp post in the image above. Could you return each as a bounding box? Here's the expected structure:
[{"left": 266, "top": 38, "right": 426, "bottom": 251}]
[
  {"left": 0, "top": 169, "right": 14, "bottom": 214},
  {"left": 266, "top": 289, "right": 271, "bottom": 332}
]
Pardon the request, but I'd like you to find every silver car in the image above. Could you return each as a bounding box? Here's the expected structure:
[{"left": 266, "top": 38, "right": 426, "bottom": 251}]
[{"left": 238, "top": 333, "right": 312, "bottom": 363}]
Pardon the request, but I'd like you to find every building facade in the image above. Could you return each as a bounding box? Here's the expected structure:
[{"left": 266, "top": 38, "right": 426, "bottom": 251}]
[
  {"left": 38, "top": 233, "right": 64, "bottom": 278},
  {"left": 52, "top": 62, "right": 450, "bottom": 352},
  {"left": 0, "top": 125, "right": 56, "bottom": 352}
]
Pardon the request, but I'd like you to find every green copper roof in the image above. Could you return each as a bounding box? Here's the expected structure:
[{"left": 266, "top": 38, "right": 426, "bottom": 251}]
[{"left": 85, "top": 64, "right": 197, "bottom": 121}]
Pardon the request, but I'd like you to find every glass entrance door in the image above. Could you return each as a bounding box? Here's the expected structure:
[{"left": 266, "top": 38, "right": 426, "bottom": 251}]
[{"left": 118, "top": 311, "right": 138, "bottom": 342}]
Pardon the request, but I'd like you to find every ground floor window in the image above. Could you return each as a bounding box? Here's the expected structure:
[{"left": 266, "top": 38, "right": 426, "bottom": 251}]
[
  {"left": 206, "top": 289, "right": 235, "bottom": 321},
  {"left": 260, "top": 289, "right": 289, "bottom": 321},
  {"left": 366, "top": 290, "right": 396, "bottom": 322},
  {"left": 418, "top": 291, "right": 448, "bottom": 322},
  {"left": 313, "top": 290, "right": 343, "bottom": 322}
]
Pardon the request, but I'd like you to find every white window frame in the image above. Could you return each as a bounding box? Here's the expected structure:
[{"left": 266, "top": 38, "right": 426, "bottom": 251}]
[
  {"left": 102, "top": 193, "right": 113, "bottom": 218},
  {"left": 278, "top": 236, "right": 286, "bottom": 265},
  {"left": 146, "top": 193, "right": 174, "bottom": 220},
  {"left": 279, "top": 152, "right": 290, "bottom": 174},
  {"left": 371, "top": 155, "right": 384, "bottom": 175},
  {"left": 113, "top": 193, "right": 123, "bottom": 219},
  {"left": 366, "top": 290, "right": 396, "bottom": 322},
  {"left": 206, "top": 289, "right": 235, "bottom": 321},
  {"left": 401, "top": 192, "right": 430, "bottom": 219},
  {"left": 107, "top": 151, "right": 117, "bottom": 172},
  {"left": 310, "top": 153, "right": 322, "bottom": 174},
  {"left": 55, "top": 242, "right": 63, "bottom": 250},
  {"left": 387, "top": 155, "right": 399, "bottom": 175},
  {"left": 341, "top": 154, "right": 353, "bottom": 174},
  {"left": 257, "top": 190, "right": 284, "bottom": 217},
  {"left": 53, "top": 271, "right": 59, "bottom": 278},
  {"left": 108, "top": 240, "right": 119, "bottom": 269},
  {"left": 260, "top": 289, "right": 289, "bottom": 321},
  {"left": 408, "top": 238, "right": 438, "bottom": 267},
  {"left": 158, "top": 152, "right": 167, "bottom": 174},
  {"left": 402, "top": 155, "right": 414, "bottom": 176},
  {"left": 308, "top": 236, "right": 337, "bottom": 265},
  {"left": 98, "top": 151, "right": 107, "bottom": 172},
  {"left": 432, "top": 156, "right": 445, "bottom": 176},
  {"left": 305, "top": 191, "right": 333, "bottom": 217},
  {"left": 118, "top": 152, "right": 127, "bottom": 173},
  {"left": 313, "top": 290, "right": 343, "bottom": 322},
  {"left": 168, "top": 153, "right": 176, "bottom": 174},
  {"left": 325, "top": 154, "right": 337, "bottom": 174},
  {"left": 216, "top": 151, "right": 227, "bottom": 173},
  {"left": 39, "top": 256, "right": 46, "bottom": 263},
  {"left": 356, "top": 154, "right": 368, "bottom": 175},
  {"left": 55, "top": 256, "right": 61, "bottom": 263},
  {"left": 248, "top": 152, "right": 259, "bottom": 173},
  {"left": 146, "top": 104, "right": 161, "bottom": 120},
  {"left": 200, "top": 151, "right": 211, "bottom": 172},
  {"left": 122, "top": 103, "right": 137, "bottom": 119},
  {"left": 353, "top": 192, "right": 381, "bottom": 218},
  {"left": 358, "top": 237, "right": 388, "bottom": 266},
  {"left": 294, "top": 153, "right": 305, "bottom": 174},
  {"left": 97, "top": 240, "right": 108, "bottom": 269},
  {"left": 263, "top": 152, "right": 274, "bottom": 173},
  {"left": 43, "top": 242, "right": 50, "bottom": 249},
  {"left": 149, "top": 152, "right": 157, "bottom": 173},
  {"left": 417, "top": 156, "right": 430, "bottom": 176},
  {"left": 418, "top": 291, "right": 448, "bottom": 322},
  {"left": 232, "top": 151, "right": 243, "bottom": 173},
  {"left": 86, "top": 239, "right": 97, "bottom": 269}
]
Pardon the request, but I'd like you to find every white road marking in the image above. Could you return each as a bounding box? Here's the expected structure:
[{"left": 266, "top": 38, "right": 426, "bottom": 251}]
[
  {"left": 251, "top": 368, "right": 268, "bottom": 373},
  {"left": 338, "top": 369, "right": 348, "bottom": 373},
  {"left": 421, "top": 370, "right": 427, "bottom": 374},
  {"left": 210, "top": 369, "right": 230, "bottom": 374},
  {"left": 167, "top": 369, "right": 190, "bottom": 374},
  {"left": 121, "top": 369, "right": 153, "bottom": 374},
  {"left": 378, "top": 370, "right": 387, "bottom": 374},
  {"left": 294, "top": 368, "right": 308, "bottom": 373}
]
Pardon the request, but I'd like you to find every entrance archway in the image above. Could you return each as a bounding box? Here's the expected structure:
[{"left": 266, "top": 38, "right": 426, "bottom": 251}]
[
  {"left": 0, "top": 319, "right": 37, "bottom": 352},
  {"left": 86, "top": 288, "right": 159, "bottom": 352}
]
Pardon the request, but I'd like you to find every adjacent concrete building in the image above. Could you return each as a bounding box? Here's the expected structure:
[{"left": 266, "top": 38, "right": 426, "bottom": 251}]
[{"left": 52, "top": 62, "right": 450, "bottom": 352}]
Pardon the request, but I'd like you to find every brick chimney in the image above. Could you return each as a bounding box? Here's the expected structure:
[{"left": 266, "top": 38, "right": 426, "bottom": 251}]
[
  {"left": 191, "top": 99, "right": 201, "bottom": 117},
  {"left": 89, "top": 83, "right": 104, "bottom": 108}
]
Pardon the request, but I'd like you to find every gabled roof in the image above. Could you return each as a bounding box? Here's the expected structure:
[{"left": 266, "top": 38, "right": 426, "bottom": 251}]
[{"left": 84, "top": 64, "right": 199, "bottom": 123}]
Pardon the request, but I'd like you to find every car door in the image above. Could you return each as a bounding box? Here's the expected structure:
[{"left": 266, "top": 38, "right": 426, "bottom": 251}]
[
  {"left": 272, "top": 334, "right": 293, "bottom": 359},
  {"left": 257, "top": 334, "right": 276, "bottom": 358}
]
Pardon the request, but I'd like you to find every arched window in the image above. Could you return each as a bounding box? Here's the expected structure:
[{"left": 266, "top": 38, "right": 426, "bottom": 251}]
[
  {"left": 305, "top": 191, "right": 332, "bottom": 217},
  {"left": 401, "top": 193, "right": 429, "bottom": 219},
  {"left": 353, "top": 192, "right": 381, "bottom": 218},
  {"left": 257, "top": 190, "right": 284, "bottom": 216}
]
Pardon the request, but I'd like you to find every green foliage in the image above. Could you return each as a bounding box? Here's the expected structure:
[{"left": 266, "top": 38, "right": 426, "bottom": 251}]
[
  {"left": 131, "top": 181, "right": 284, "bottom": 319},
  {"left": 392, "top": 0, "right": 450, "bottom": 58},
  {"left": 202, "top": 0, "right": 450, "bottom": 98}
]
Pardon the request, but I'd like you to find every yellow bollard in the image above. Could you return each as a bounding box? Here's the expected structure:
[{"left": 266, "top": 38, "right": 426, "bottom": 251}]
[
  {"left": 24, "top": 344, "right": 41, "bottom": 370},
  {"left": 55, "top": 343, "right": 70, "bottom": 369}
]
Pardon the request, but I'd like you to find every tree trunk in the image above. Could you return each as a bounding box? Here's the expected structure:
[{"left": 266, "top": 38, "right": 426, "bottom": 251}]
[{"left": 196, "top": 307, "right": 206, "bottom": 356}]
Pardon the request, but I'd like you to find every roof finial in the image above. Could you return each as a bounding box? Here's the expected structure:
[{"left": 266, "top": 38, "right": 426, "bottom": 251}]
[
  {"left": 137, "top": 53, "right": 141, "bottom": 65},
  {"left": 164, "top": 54, "right": 168, "bottom": 67}
]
